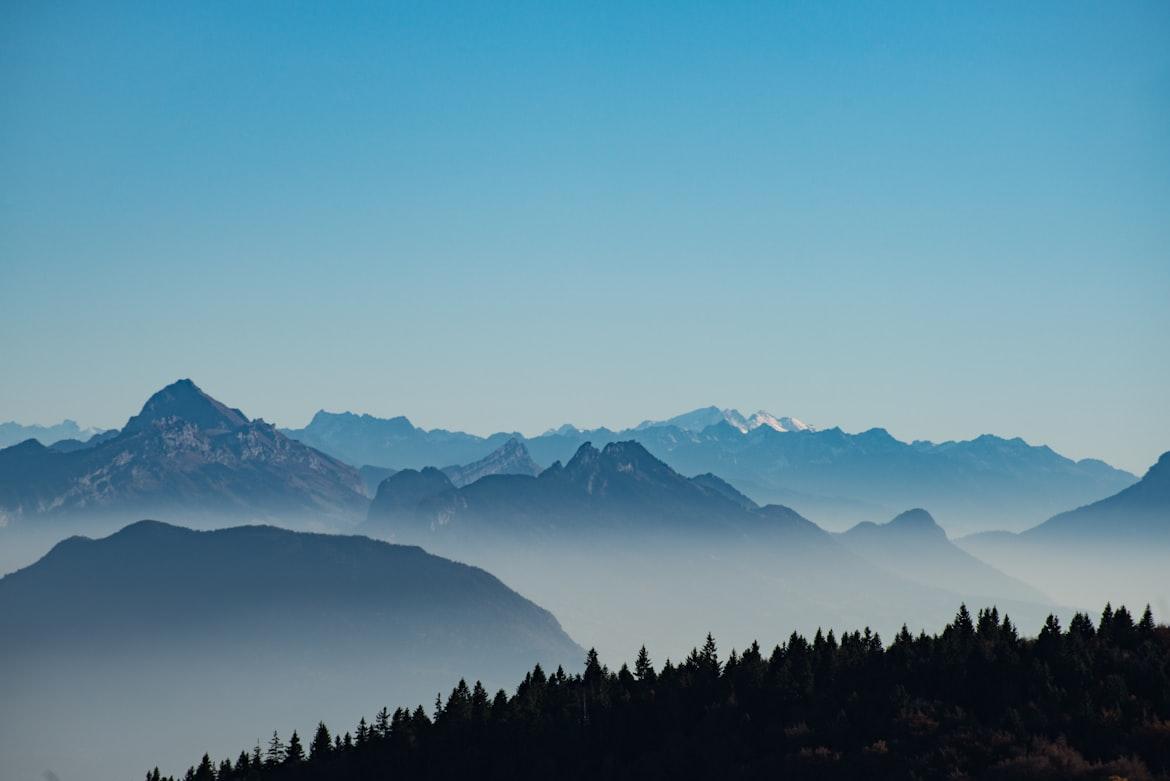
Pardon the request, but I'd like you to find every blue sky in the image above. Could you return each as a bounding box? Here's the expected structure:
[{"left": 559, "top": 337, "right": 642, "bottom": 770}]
[{"left": 2, "top": 1, "right": 1168, "bottom": 473}]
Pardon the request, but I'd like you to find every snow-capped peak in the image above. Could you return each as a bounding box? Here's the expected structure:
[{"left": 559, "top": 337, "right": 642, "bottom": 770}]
[
  {"left": 634, "top": 407, "right": 815, "bottom": 434},
  {"left": 744, "top": 411, "right": 814, "bottom": 433}
]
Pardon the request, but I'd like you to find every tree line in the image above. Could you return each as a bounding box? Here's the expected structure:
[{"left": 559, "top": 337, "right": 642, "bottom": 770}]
[{"left": 150, "top": 603, "right": 1170, "bottom": 780}]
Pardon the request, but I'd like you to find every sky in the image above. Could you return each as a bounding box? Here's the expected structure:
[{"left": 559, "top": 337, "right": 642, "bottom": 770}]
[{"left": 1, "top": 1, "right": 1168, "bottom": 474}]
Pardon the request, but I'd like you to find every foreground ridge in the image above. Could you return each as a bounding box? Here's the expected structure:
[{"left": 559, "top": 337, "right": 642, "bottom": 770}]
[{"left": 156, "top": 604, "right": 1169, "bottom": 781}]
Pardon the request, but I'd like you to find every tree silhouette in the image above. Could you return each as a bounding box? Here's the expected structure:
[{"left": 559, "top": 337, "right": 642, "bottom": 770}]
[
  {"left": 158, "top": 604, "right": 1168, "bottom": 781},
  {"left": 264, "top": 731, "right": 284, "bottom": 767},
  {"left": 310, "top": 722, "right": 332, "bottom": 760},
  {"left": 285, "top": 730, "right": 305, "bottom": 764}
]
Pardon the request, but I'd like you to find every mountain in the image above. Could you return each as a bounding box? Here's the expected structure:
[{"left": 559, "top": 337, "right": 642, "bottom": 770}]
[
  {"left": 365, "top": 440, "right": 1057, "bottom": 665},
  {"left": 0, "top": 418, "right": 109, "bottom": 449},
  {"left": 956, "top": 452, "right": 1170, "bottom": 612},
  {"left": 47, "top": 428, "right": 120, "bottom": 452},
  {"left": 281, "top": 410, "right": 519, "bottom": 470},
  {"left": 1022, "top": 450, "right": 1170, "bottom": 541},
  {"left": 358, "top": 464, "right": 398, "bottom": 496},
  {"left": 0, "top": 379, "right": 368, "bottom": 529},
  {"left": 0, "top": 520, "right": 581, "bottom": 781},
  {"left": 838, "top": 509, "right": 1046, "bottom": 603},
  {"left": 633, "top": 406, "right": 815, "bottom": 434},
  {"left": 441, "top": 437, "right": 542, "bottom": 487},
  {"left": 285, "top": 406, "right": 1134, "bottom": 534},
  {"left": 369, "top": 466, "right": 455, "bottom": 520},
  {"left": 367, "top": 440, "right": 781, "bottom": 544}
]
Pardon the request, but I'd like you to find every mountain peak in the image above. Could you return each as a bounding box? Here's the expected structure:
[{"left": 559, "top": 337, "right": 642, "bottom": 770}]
[
  {"left": 635, "top": 406, "right": 815, "bottom": 434},
  {"left": 123, "top": 379, "right": 249, "bottom": 433},
  {"left": 887, "top": 508, "right": 941, "bottom": 532},
  {"left": 441, "top": 438, "right": 541, "bottom": 488}
]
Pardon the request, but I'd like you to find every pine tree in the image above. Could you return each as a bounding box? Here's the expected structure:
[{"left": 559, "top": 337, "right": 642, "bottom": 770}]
[
  {"left": 310, "top": 721, "right": 332, "bottom": 760},
  {"left": 635, "top": 645, "right": 655, "bottom": 682},
  {"left": 471, "top": 680, "right": 490, "bottom": 721},
  {"left": 265, "top": 731, "right": 285, "bottom": 767},
  {"left": 374, "top": 706, "right": 391, "bottom": 738},
  {"left": 285, "top": 730, "right": 305, "bottom": 763},
  {"left": 234, "top": 751, "right": 250, "bottom": 774},
  {"left": 1100, "top": 602, "right": 1115, "bottom": 637},
  {"left": 192, "top": 754, "right": 214, "bottom": 781},
  {"left": 1001, "top": 615, "right": 1018, "bottom": 644},
  {"left": 355, "top": 717, "right": 369, "bottom": 746},
  {"left": 1069, "top": 612, "right": 1096, "bottom": 640},
  {"left": 700, "top": 632, "right": 720, "bottom": 677},
  {"left": 1139, "top": 604, "right": 1155, "bottom": 635},
  {"left": 952, "top": 604, "right": 975, "bottom": 640},
  {"left": 584, "top": 649, "right": 603, "bottom": 686}
]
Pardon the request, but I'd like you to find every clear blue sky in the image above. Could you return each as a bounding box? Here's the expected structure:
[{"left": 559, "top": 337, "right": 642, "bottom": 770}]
[{"left": 2, "top": 1, "right": 1168, "bottom": 473}]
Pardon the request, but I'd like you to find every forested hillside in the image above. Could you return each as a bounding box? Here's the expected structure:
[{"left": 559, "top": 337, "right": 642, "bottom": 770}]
[{"left": 156, "top": 605, "right": 1170, "bottom": 781}]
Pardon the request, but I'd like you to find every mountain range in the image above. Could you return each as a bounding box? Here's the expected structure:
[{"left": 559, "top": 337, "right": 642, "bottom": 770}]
[
  {"left": 0, "top": 379, "right": 368, "bottom": 529},
  {"left": 0, "top": 520, "right": 581, "bottom": 781},
  {"left": 0, "top": 418, "right": 109, "bottom": 449},
  {"left": 285, "top": 407, "right": 1135, "bottom": 534},
  {"left": 363, "top": 438, "right": 1059, "bottom": 662},
  {"left": 957, "top": 450, "right": 1170, "bottom": 612}
]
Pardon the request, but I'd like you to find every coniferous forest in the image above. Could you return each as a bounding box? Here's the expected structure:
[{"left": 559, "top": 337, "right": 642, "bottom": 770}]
[{"left": 153, "top": 604, "right": 1170, "bottom": 781}]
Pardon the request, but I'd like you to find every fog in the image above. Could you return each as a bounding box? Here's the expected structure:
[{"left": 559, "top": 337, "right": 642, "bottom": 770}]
[{"left": 0, "top": 511, "right": 1164, "bottom": 781}]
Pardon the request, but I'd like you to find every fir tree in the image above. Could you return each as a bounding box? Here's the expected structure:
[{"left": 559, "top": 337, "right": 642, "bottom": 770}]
[
  {"left": 285, "top": 730, "right": 305, "bottom": 764},
  {"left": 265, "top": 731, "right": 285, "bottom": 767},
  {"left": 310, "top": 721, "right": 332, "bottom": 760},
  {"left": 1139, "top": 604, "right": 1155, "bottom": 635},
  {"left": 634, "top": 645, "right": 655, "bottom": 682}
]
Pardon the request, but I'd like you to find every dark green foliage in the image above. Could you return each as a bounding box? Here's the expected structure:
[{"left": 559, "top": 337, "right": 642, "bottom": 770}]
[{"left": 158, "top": 605, "right": 1170, "bottom": 781}]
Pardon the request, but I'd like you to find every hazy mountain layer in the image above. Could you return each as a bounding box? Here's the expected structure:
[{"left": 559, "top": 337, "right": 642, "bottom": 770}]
[
  {"left": 0, "top": 418, "right": 109, "bottom": 449},
  {"left": 365, "top": 440, "right": 1058, "bottom": 663},
  {"left": 958, "top": 451, "right": 1170, "bottom": 613},
  {"left": 0, "top": 521, "right": 581, "bottom": 781},
  {"left": 286, "top": 407, "right": 1135, "bottom": 534},
  {"left": 441, "top": 438, "right": 541, "bottom": 488},
  {"left": 838, "top": 509, "right": 1046, "bottom": 603}
]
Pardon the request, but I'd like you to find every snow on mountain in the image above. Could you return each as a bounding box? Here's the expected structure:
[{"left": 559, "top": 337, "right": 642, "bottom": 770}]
[
  {"left": 635, "top": 407, "right": 815, "bottom": 434},
  {"left": 743, "top": 411, "right": 815, "bottom": 433}
]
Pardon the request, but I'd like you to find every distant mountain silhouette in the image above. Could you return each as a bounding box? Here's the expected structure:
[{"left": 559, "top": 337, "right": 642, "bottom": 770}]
[
  {"left": 956, "top": 452, "right": 1170, "bottom": 614},
  {"left": 0, "top": 520, "right": 581, "bottom": 781},
  {"left": 0, "top": 379, "right": 367, "bottom": 527},
  {"left": 364, "top": 440, "right": 1057, "bottom": 663},
  {"left": 0, "top": 519, "right": 580, "bottom": 662},
  {"left": 1023, "top": 450, "right": 1170, "bottom": 541},
  {"left": 47, "top": 428, "right": 119, "bottom": 452},
  {"left": 442, "top": 438, "right": 542, "bottom": 487},
  {"left": 369, "top": 466, "right": 455, "bottom": 521},
  {"left": 358, "top": 464, "right": 398, "bottom": 496},
  {"left": 839, "top": 509, "right": 1046, "bottom": 603},
  {"left": 367, "top": 440, "right": 790, "bottom": 543},
  {"left": 286, "top": 406, "right": 1135, "bottom": 533},
  {"left": 282, "top": 410, "right": 520, "bottom": 470},
  {"left": 0, "top": 419, "right": 109, "bottom": 449}
]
